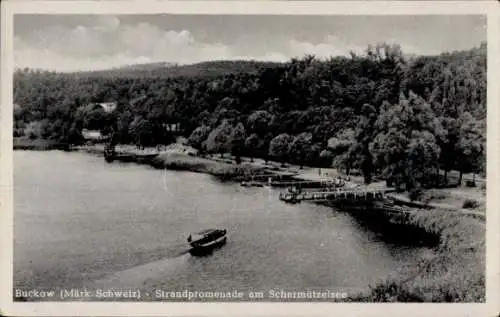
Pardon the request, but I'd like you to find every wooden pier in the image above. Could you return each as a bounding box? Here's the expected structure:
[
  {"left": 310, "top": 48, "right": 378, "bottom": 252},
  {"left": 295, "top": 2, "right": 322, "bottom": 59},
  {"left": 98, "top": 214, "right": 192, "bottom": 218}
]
[
  {"left": 278, "top": 187, "right": 396, "bottom": 204},
  {"left": 103, "top": 145, "right": 158, "bottom": 163},
  {"left": 233, "top": 172, "right": 297, "bottom": 182},
  {"left": 269, "top": 178, "right": 346, "bottom": 188}
]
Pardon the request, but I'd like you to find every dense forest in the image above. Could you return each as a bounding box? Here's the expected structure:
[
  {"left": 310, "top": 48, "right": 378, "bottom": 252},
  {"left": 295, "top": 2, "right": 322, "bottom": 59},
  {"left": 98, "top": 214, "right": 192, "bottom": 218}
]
[{"left": 13, "top": 42, "right": 486, "bottom": 191}]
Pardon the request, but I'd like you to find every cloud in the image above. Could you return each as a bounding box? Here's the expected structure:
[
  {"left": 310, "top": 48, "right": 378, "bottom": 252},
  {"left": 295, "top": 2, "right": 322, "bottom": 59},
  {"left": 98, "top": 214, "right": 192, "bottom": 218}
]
[
  {"left": 13, "top": 16, "right": 399, "bottom": 72},
  {"left": 15, "top": 17, "right": 246, "bottom": 71},
  {"left": 13, "top": 14, "right": 486, "bottom": 72},
  {"left": 94, "top": 15, "right": 121, "bottom": 32},
  {"left": 287, "top": 35, "right": 363, "bottom": 59},
  {"left": 15, "top": 36, "right": 158, "bottom": 71}
]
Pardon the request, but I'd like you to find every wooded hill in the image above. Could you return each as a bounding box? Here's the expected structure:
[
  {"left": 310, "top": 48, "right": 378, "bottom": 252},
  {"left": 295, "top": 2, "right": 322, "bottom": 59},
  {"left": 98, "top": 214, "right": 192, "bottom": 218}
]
[
  {"left": 68, "top": 60, "right": 282, "bottom": 79},
  {"left": 13, "top": 42, "right": 486, "bottom": 191}
]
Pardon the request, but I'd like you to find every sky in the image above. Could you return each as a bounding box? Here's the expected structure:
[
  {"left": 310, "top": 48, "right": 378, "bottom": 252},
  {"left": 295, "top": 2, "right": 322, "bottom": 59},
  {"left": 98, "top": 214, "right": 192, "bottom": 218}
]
[{"left": 13, "top": 14, "right": 486, "bottom": 72}]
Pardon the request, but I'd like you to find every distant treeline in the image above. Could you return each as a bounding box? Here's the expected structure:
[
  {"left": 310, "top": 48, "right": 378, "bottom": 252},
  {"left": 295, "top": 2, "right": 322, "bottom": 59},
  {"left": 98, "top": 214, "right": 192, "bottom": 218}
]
[{"left": 13, "top": 42, "right": 486, "bottom": 190}]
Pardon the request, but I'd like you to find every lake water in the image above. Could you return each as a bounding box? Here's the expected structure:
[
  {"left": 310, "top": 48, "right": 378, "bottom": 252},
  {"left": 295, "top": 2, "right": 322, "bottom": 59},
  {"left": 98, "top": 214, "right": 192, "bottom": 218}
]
[{"left": 13, "top": 151, "right": 427, "bottom": 301}]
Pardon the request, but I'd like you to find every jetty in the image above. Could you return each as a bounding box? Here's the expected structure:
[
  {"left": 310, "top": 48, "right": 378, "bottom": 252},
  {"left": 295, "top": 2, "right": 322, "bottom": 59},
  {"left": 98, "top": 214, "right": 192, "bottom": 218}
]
[
  {"left": 268, "top": 177, "right": 348, "bottom": 188},
  {"left": 103, "top": 144, "right": 159, "bottom": 163},
  {"left": 278, "top": 187, "right": 396, "bottom": 204},
  {"left": 234, "top": 172, "right": 297, "bottom": 182},
  {"left": 238, "top": 176, "right": 348, "bottom": 189}
]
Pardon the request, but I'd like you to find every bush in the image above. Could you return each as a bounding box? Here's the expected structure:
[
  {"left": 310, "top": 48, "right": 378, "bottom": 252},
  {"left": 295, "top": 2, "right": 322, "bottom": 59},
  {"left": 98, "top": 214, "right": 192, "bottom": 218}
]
[
  {"left": 155, "top": 153, "right": 265, "bottom": 180},
  {"left": 421, "top": 191, "right": 448, "bottom": 204},
  {"left": 466, "top": 180, "right": 476, "bottom": 187},
  {"left": 367, "top": 280, "right": 425, "bottom": 302},
  {"left": 409, "top": 187, "right": 424, "bottom": 202},
  {"left": 348, "top": 209, "right": 486, "bottom": 302},
  {"left": 462, "top": 199, "right": 480, "bottom": 209}
]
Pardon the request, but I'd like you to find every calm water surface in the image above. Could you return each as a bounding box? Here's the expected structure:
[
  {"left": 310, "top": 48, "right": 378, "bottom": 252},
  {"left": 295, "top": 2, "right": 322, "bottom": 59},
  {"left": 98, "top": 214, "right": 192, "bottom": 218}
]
[{"left": 14, "top": 151, "right": 426, "bottom": 301}]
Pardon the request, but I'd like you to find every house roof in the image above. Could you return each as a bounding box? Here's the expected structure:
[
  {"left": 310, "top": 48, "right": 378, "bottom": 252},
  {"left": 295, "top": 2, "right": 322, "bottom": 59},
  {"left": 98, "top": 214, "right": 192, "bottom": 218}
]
[
  {"left": 81, "top": 129, "right": 103, "bottom": 140},
  {"left": 81, "top": 102, "right": 117, "bottom": 113},
  {"left": 95, "top": 102, "right": 117, "bottom": 113}
]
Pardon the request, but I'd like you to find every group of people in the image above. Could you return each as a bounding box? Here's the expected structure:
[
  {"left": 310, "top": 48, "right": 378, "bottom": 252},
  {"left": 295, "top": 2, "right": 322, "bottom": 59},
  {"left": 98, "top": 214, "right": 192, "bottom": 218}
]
[
  {"left": 286, "top": 174, "right": 352, "bottom": 195},
  {"left": 317, "top": 168, "right": 351, "bottom": 182}
]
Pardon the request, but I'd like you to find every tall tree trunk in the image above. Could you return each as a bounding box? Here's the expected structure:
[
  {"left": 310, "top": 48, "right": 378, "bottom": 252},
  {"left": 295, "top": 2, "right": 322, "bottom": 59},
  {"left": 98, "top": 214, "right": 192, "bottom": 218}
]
[
  {"left": 435, "top": 165, "right": 440, "bottom": 187},
  {"left": 364, "top": 173, "right": 371, "bottom": 185},
  {"left": 458, "top": 170, "right": 463, "bottom": 186}
]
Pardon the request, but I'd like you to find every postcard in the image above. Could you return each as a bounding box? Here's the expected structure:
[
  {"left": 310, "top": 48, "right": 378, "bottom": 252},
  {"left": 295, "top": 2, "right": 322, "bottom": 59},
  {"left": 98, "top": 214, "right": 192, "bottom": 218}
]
[{"left": 1, "top": 1, "right": 499, "bottom": 316}]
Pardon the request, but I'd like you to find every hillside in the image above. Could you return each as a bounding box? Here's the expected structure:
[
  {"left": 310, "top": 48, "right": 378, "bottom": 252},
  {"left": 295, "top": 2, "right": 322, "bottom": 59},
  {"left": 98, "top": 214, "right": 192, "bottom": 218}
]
[
  {"left": 63, "top": 60, "right": 284, "bottom": 79},
  {"left": 14, "top": 43, "right": 486, "bottom": 191}
]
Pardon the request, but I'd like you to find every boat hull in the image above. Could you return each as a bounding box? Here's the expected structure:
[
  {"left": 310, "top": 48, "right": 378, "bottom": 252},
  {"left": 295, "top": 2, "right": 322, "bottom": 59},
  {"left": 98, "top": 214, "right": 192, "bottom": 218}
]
[
  {"left": 189, "top": 236, "right": 227, "bottom": 256},
  {"left": 240, "top": 181, "right": 264, "bottom": 187}
]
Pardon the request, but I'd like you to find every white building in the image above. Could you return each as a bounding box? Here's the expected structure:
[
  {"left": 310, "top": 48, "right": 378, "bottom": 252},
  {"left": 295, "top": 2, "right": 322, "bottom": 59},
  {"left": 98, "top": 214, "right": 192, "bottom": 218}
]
[
  {"left": 81, "top": 129, "right": 103, "bottom": 141},
  {"left": 83, "top": 102, "right": 118, "bottom": 113},
  {"left": 97, "top": 102, "right": 117, "bottom": 113}
]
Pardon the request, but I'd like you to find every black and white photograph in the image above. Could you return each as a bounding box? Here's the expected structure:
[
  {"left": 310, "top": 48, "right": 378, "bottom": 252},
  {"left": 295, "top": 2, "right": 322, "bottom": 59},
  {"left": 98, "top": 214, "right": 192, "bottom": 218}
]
[{"left": 1, "top": 1, "right": 499, "bottom": 316}]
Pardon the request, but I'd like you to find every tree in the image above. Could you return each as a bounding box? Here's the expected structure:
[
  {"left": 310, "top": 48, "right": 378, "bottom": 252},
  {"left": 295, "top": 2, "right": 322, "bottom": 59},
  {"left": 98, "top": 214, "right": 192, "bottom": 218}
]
[
  {"left": 188, "top": 124, "right": 211, "bottom": 150},
  {"left": 247, "top": 110, "right": 273, "bottom": 136},
  {"left": 117, "top": 110, "right": 133, "bottom": 144},
  {"left": 456, "top": 112, "right": 485, "bottom": 185},
  {"left": 438, "top": 116, "right": 460, "bottom": 182},
  {"left": 370, "top": 128, "right": 409, "bottom": 189},
  {"left": 328, "top": 128, "right": 355, "bottom": 154},
  {"left": 269, "top": 133, "right": 293, "bottom": 166},
  {"left": 67, "top": 122, "right": 84, "bottom": 145},
  {"left": 129, "top": 117, "right": 154, "bottom": 149},
  {"left": 262, "top": 132, "right": 274, "bottom": 164},
  {"left": 204, "top": 120, "right": 233, "bottom": 156},
  {"left": 306, "top": 142, "right": 323, "bottom": 167},
  {"left": 14, "top": 104, "right": 24, "bottom": 122},
  {"left": 228, "top": 122, "right": 246, "bottom": 164},
  {"left": 83, "top": 106, "right": 108, "bottom": 131},
  {"left": 244, "top": 133, "right": 262, "bottom": 162},
  {"left": 318, "top": 149, "right": 334, "bottom": 167},
  {"left": 406, "top": 131, "right": 441, "bottom": 188},
  {"left": 328, "top": 129, "right": 356, "bottom": 174},
  {"left": 370, "top": 92, "right": 446, "bottom": 189},
  {"left": 351, "top": 104, "right": 377, "bottom": 184},
  {"left": 288, "top": 132, "right": 313, "bottom": 169}
]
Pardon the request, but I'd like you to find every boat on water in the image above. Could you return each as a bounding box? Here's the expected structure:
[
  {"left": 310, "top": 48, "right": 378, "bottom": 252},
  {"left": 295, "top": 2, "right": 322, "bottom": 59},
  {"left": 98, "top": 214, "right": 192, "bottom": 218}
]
[
  {"left": 240, "top": 181, "right": 264, "bottom": 187},
  {"left": 279, "top": 192, "right": 301, "bottom": 204},
  {"left": 187, "top": 228, "right": 227, "bottom": 256},
  {"left": 104, "top": 148, "right": 115, "bottom": 162}
]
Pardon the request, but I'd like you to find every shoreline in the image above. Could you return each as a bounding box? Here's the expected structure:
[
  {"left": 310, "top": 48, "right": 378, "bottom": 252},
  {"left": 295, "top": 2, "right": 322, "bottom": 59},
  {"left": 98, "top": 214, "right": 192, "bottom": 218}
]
[
  {"left": 13, "top": 137, "right": 72, "bottom": 151},
  {"left": 14, "top": 142, "right": 486, "bottom": 302},
  {"left": 76, "top": 143, "right": 270, "bottom": 181}
]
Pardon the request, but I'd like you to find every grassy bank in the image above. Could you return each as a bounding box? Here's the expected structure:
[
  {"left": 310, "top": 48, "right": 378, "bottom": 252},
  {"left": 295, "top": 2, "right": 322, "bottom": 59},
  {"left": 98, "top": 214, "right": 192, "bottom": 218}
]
[
  {"left": 150, "top": 152, "right": 267, "bottom": 180},
  {"left": 76, "top": 144, "right": 267, "bottom": 180},
  {"left": 13, "top": 137, "right": 70, "bottom": 151},
  {"left": 347, "top": 206, "right": 485, "bottom": 302}
]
